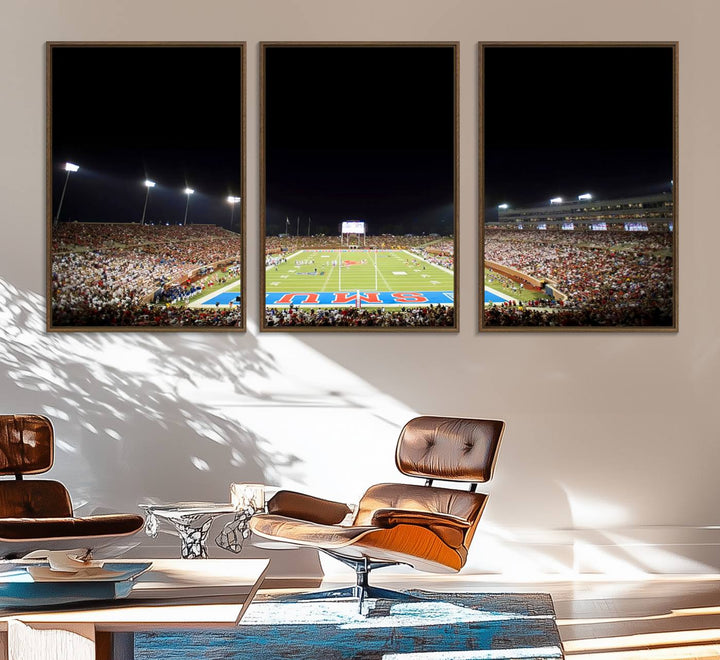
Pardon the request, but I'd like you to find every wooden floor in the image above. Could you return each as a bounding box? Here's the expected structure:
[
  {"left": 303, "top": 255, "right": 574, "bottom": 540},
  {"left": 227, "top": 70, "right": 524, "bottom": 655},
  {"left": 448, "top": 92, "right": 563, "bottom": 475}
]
[{"left": 270, "top": 573, "right": 720, "bottom": 659}]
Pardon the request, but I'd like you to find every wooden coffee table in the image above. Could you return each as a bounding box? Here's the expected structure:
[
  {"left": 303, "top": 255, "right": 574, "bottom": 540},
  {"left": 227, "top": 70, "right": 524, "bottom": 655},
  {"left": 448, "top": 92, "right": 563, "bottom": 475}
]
[{"left": 0, "top": 558, "right": 269, "bottom": 660}]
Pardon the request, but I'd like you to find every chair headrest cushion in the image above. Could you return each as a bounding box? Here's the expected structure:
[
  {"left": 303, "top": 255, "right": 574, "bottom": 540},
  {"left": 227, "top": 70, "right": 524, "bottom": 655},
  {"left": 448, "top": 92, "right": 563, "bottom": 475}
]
[
  {"left": 396, "top": 416, "right": 504, "bottom": 483},
  {"left": 0, "top": 415, "right": 54, "bottom": 475}
]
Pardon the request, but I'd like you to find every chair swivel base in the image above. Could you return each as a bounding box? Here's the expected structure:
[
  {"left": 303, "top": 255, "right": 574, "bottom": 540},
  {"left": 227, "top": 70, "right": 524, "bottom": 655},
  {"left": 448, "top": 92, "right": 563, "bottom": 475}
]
[
  {"left": 273, "top": 584, "right": 424, "bottom": 614},
  {"left": 273, "top": 553, "right": 425, "bottom": 613}
]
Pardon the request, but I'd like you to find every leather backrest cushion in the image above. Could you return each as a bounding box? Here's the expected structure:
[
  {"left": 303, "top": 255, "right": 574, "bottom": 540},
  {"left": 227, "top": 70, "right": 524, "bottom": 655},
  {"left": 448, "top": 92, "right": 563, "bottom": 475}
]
[
  {"left": 0, "top": 480, "right": 73, "bottom": 518},
  {"left": 0, "top": 415, "right": 54, "bottom": 475},
  {"left": 396, "top": 416, "right": 505, "bottom": 482},
  {"left": 354, "top": 482, "right": 486, "bottom": 527}
]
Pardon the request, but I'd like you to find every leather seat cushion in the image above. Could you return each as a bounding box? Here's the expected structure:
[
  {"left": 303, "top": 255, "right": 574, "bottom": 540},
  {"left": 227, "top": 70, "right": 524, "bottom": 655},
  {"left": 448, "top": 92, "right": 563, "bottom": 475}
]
[
  {"left": 250, "top": 513, "right": 465, "bottom": 572},
  {"left": 353, "top": 483, "right": 486, "bottom": 526},
  {"left": 0, "top": 514, "right": 145, "bottom": 541}
]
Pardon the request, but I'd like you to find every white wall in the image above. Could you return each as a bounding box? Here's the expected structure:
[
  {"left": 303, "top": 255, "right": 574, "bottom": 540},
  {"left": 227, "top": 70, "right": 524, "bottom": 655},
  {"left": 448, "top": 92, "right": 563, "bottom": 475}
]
[{"left": 1, "top": 0, "right": 719, "bottom": 577}]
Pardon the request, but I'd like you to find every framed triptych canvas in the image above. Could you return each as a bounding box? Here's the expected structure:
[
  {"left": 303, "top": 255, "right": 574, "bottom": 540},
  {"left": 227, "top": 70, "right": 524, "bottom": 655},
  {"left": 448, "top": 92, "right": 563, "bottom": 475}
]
[
  {"left": 46, "top": 41, "right": 676, "bottom": 334},
  {"left": 261, "top": 43, "right": 458, "bottom": 331},
  {"left": 47, "top": 43, "right": 245, "bottom": 331},
  {"left": 480, "top": 43, "right": 677, "bottom": 331}
]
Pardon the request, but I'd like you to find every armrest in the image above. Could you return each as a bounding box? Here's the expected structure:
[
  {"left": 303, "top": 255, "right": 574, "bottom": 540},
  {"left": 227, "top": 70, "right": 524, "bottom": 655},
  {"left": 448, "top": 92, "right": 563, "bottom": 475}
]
[
  {"left": 371, "top": 509, "right": 471, "bottom": 548},
  {"left": 267, "top": 490, "right": 353, "bottom": 526},
  {"left": 371, "top": 509, "right": 471, "bottom": 529}
]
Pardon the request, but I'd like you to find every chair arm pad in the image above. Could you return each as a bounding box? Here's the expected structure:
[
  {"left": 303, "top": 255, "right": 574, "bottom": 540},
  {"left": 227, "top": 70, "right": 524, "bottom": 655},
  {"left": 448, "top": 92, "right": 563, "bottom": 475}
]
[
  {"left": 371, "top": 509, "right": 471, "bottom": 548},
  {"left": 267, "top": 490, "right": 353, "bottom": 525},
  {"left": 371, "top": 509, "right": 471, "bottom": 530}
]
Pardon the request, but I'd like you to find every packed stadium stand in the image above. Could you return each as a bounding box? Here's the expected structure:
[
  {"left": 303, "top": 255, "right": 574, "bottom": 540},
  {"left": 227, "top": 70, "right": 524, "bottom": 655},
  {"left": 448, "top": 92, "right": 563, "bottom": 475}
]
[
  {"left": 265, "top": 305, "right": 454, "bottom": 327},
  {"left": 51, "top": 223, "right": 242, "bottom": 327},
  {"left": 484, "top": 194, "right": 674, "bottom": 327},
  {"left": 265, "top": 234, "right": 452, "bottom": 252}
]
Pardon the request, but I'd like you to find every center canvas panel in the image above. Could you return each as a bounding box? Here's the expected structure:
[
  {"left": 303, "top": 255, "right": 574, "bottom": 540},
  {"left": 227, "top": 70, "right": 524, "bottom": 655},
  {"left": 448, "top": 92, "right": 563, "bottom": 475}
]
[{"left": 260, "top": 43, "right": 458, "bottom": 331}]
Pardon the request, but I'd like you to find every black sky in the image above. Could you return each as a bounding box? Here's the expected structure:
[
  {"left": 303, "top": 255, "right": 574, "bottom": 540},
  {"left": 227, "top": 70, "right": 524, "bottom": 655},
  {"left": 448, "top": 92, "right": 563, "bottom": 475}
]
[
  {"left": 483, "top": 45, "right": 674, "bottom": 216},
  {"left": 51, "top": 45, "right": 242, "bottom": 229},
  {"left": 264, "top": 45, "right": 456, "bottom": 236}
]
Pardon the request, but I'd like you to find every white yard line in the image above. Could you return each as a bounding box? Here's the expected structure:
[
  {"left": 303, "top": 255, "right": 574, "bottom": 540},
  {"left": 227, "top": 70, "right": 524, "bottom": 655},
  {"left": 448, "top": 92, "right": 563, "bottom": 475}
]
[
  {"left": 374, "top": 251, "right": 394, "bottom": 291},
  {"left": 402, "top": 249, "right": 454, "bottom": 275},
  {"left": 321, "top": 263, "right": 336, "bottom": 292},
  {"left": 266, "top": 249, "right": 303, "bottom": 270}
]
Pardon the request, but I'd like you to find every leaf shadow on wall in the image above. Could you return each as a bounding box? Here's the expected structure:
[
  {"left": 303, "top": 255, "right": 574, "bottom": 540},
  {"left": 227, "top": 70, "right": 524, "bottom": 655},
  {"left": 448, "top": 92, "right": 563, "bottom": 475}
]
[{"left": 0, "top": 277, "right": 295, "bottom": 512}]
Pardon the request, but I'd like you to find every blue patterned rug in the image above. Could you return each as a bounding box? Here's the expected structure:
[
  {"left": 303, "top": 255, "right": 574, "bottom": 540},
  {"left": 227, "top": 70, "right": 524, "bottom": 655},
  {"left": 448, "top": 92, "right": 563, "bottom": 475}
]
[{"left": 136, "top": 590, "right": 563, "bottom": 659}]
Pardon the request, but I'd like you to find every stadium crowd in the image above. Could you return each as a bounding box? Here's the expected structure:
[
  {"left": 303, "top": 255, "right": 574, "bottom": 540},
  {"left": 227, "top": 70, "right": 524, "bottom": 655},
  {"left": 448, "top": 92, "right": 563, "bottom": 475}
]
[
  {"left": 265, "top": 234, "right": 452, "bottom": 253},
  {"left": 53, "top": 222, "right": 229, "bottom": 253},
  {"left": 265, "top": 304, "right": 454, "bottom": 327},
  {"left": 52, "top": 223, "right": 243, "bottom": 327},
  {"left": 484, "top": 228, "right": 673, "bottom": 326},
  {"left": 265, "top": 235, "right": 455, "bottom": 270},
  {"left": 409, "top": 244, "right": 454, "bottom": 271}
]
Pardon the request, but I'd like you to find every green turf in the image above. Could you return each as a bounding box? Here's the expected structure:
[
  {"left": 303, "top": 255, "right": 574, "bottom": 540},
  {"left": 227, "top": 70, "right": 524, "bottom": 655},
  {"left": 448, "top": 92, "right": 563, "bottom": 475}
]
[
  {"left": 266, "top": 249, "right": 453, "bottom": 293},
  {"left": 484, "top": 269, "right": 551, "bottom": 303}
]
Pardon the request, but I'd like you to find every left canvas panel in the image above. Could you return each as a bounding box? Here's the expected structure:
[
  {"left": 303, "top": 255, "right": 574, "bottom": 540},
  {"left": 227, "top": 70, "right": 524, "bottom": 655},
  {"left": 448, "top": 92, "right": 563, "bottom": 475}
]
[{"left": 47, "top": 43, "right": 246, "bottom": 331}]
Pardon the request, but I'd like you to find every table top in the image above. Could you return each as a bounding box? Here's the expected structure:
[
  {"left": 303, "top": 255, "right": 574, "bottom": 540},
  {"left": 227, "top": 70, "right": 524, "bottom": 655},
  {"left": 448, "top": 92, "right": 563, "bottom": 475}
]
[
  {"left": 139, "top": 502, "right": 238, "bottom": 516},
  {"left": 0, "top": 558, "right": 270, "bottom": 629}
]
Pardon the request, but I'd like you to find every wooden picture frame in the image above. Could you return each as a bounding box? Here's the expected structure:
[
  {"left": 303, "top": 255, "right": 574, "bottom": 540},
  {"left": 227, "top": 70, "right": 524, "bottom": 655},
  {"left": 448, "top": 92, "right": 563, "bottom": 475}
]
[
  {"left": 47, "top": 42, "right": 246, "bottom": 331},
  {"left": 480, "top": 43, "right": 677, "bottom": 331},
  {"left": 261, "top": 42, "right": 458, "bottom": 331}
]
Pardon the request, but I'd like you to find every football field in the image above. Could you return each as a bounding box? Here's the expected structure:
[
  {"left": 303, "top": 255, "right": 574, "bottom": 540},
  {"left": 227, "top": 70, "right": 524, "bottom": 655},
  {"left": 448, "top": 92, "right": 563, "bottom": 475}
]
[{"left": 201, "top": 249, "right": 454, "bottom": 308}]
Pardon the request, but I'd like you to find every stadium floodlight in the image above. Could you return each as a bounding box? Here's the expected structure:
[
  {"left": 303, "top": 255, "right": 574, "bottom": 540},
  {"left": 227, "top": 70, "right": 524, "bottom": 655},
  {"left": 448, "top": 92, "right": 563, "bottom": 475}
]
[
  {"left": 141, "top": 179, "right": 156, "bottom": 226},
  {"left": 55, "top": 162, "right": 80, "bottom": 224},
  {"left": 550, "top": 197, "right": 563, "bottom": 204},
  {"left": 183, "top": 187, "right": 195, "bottom": 225},
  {"left": 497, "top": 203, "right": 509, "bottom": 209},
  {"left": 578, "top": 193, "right": 592, "bottom": 201},
  {"left": 227, "top": 195, "right": 241, "bottom": 230}
]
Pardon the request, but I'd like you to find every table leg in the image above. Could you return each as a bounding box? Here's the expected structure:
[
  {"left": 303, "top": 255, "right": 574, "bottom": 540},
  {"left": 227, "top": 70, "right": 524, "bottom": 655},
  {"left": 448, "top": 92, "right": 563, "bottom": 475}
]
[
  {"left": 215, "top": 506, "right": 255, "bottom": 553},
  {"left": 170, "top": 518, "right": 213, "bottom": 559},
  {"left": 96, "top": 631, "right": 134, "bottom": 660},
  {"left": 143, "top": 512, "right": 159, "bottom": 538}
]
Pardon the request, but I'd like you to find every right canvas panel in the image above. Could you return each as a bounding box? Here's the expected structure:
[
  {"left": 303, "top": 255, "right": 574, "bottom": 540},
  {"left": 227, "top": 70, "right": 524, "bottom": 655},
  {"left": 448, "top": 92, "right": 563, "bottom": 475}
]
[{"left": 480, "top": 44, "right": 677, "bottom": 330}]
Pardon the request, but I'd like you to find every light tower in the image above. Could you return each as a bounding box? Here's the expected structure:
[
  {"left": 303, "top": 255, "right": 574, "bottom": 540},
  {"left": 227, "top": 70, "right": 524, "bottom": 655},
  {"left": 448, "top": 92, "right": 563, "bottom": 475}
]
[
  {"left": 227, "top": 196, "right": 241, "bottom": 230},
  {"left": 141, "top": 180, "right": 156, "bottom": 225},
  {"left": 55, "top": 162, "right": 79, "bottom": 224},
  {"left": 183, "top": 188, "right": 194, "bottom": 226}
]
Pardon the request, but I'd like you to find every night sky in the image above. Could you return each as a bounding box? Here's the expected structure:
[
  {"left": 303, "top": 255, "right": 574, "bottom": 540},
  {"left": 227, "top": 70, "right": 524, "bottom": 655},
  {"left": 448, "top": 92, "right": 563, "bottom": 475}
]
[
  {"left": 483, "top": 45, "right": 674, "bottom": 218},
  {"left": 264, "top": 45, "right": 456, "bottom": 236},
  {"left": 51, "top": 45, "right": 243, "bottom": 230}
]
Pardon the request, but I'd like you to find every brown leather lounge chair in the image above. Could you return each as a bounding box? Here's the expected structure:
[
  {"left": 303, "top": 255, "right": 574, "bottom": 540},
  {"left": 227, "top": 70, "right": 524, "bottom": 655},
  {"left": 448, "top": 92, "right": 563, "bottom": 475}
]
[
  {"left": 0, "top": 414, "right": 145, "bottom": 558},
  {"left": 250, "top": 415, "right": 505, "bottom": 609}
]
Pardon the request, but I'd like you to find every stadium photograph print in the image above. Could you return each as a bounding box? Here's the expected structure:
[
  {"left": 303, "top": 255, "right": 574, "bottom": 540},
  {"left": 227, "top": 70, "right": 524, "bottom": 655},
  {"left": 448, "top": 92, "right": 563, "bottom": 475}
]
[
  {"left": 47, "top": 43, "right": 245, "bottom": 331},
  {"left": 480, "top": 43, "right": 677, "bottom": 331},
  {"left": 261, "top": 43, "right": 458, "bottom": 331}
]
